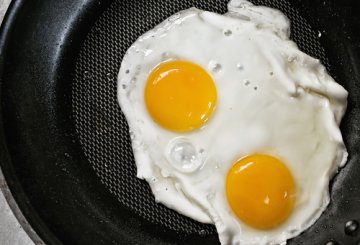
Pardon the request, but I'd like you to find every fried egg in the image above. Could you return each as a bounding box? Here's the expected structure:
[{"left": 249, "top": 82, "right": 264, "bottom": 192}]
[{"left": 117, "top": 0, "right": 348, "bottom": 244}]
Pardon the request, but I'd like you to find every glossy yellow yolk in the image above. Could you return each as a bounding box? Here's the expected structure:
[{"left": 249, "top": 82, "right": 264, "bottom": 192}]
[
  {"left": 144, "top": 60, "right": 217, "bottom": 132},
  {"left": 226, "top": 154, "right": 295, "bottom": 229}
]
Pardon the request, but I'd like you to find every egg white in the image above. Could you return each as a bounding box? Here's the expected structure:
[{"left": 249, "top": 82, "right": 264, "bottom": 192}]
[{"left": 117, "top": 0, "right": 348, "bottom": 244}]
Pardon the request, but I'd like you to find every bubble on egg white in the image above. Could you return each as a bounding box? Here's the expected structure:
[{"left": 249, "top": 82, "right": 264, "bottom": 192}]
[
  {"left": 207, "top": 193, "right": 214, "bottom": 201},
  {"left": 168, "top": 138, "right": 204, "bottom": 173},
  {"left": 208, "top": 60, "right": 222, "bottom": 74},
  {"left": 243, "top": 79, "right": 250, "bottom": 86},
  {"left": 236, "top": 63, "right": 244, "bottom": 70},
  {"left": 224, "top": 29, "right": 232, "bottom": 36}
]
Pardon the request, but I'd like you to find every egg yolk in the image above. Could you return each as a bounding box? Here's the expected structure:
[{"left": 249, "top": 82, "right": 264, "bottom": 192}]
[
  {"left": 226, "top": 154, "right": 295, "bottom": 229},
  {"left": 144, "top": 60, "right": 217, "bottom": 132}
]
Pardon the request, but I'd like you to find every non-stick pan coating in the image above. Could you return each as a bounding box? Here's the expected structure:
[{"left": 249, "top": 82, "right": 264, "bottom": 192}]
[{"left": 1, "top": 0, "right": 360, "bottom": 244}]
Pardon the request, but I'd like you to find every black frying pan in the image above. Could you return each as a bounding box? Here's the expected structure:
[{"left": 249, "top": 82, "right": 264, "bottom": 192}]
[{"left": 1, "top": 0, "right": 360, "bottom": 244}]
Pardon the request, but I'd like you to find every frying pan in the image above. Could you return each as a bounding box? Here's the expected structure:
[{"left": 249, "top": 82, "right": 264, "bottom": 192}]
[{"left": 0, "top": 0, "right": 360, "bottom": 244}]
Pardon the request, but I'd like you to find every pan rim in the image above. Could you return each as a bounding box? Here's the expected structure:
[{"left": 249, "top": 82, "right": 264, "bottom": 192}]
[{"left": 0, "top": 2, "right": 53, "bottom": 244}]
